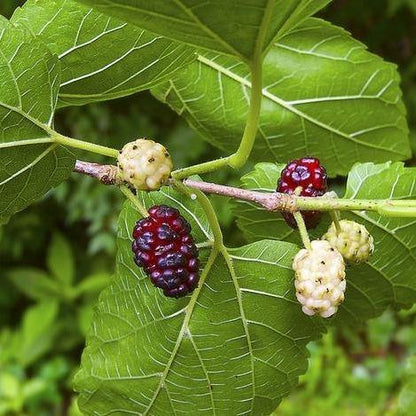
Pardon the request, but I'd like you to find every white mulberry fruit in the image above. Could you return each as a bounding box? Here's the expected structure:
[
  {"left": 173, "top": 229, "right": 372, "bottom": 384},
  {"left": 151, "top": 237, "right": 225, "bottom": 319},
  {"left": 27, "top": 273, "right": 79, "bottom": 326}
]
[
  {"left": 117, "top": 138, "right": 173, "bottom": 191},
  {"left": 323, "top": 220, "right": 374, "bottom": 264},
  {"left": 293, "top": 240, "right": 346, "bottom": 318}
]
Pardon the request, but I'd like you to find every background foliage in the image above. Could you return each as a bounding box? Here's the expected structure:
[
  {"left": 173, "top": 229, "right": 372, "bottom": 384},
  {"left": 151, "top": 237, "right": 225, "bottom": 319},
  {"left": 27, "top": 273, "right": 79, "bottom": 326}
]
[{"left": 0, "top": 0, "right": 415, "bottom": 415}]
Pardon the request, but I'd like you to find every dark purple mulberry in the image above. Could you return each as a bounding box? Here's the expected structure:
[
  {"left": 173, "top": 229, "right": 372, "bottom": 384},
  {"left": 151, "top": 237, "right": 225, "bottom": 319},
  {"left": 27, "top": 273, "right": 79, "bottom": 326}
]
[
  {"left": 277, "top": 157, "right": 327, "bottom": 229},
  {"left": 132, "top": 205, "right": 199, "bottom": 298}
]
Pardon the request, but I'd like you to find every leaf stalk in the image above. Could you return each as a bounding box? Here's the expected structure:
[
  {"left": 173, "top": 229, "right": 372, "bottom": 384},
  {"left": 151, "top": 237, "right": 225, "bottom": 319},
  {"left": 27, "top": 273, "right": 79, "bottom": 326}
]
[
  {"left": 171, "top": 55, "right": 263, "bottom": 180},
  {"left": 51, "top": 132, "right": 119, "bottom": 158}
]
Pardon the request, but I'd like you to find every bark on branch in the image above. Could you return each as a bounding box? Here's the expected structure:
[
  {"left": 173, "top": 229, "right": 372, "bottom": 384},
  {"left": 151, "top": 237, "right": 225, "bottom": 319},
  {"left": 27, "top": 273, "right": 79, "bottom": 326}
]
[
  {"left": 74, "top": 160, "right": 121, "bottom": 185},
  {"left": 73, "top": 160, "right": 416, "bottom": 217},
  {"left": 182, "top": 178, "right": 296, "bottom": 212}
]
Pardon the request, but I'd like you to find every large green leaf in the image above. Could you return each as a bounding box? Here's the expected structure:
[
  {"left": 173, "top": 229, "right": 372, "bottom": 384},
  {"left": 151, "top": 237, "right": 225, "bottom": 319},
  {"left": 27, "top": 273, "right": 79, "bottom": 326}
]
[
  {"left": 234, "top": 161, "right": 416, "bottom": 325},
  {"left": 75, "top": 186, "right": 326, "bottom": 416},
  {"left": 337, "top": 162, "right": 416, "bottom": 323},
  {"left": 152, "top": 18, "right": 410, "bottom": 176},
  {"left": 0, "top": 17, "right": 74, "bottom": 220},
  {"left": 12, "top": 0, "right": 195, "bottom": 107},
  {"left": 73, "top": 0, "right": 331, "bottom": 62}
]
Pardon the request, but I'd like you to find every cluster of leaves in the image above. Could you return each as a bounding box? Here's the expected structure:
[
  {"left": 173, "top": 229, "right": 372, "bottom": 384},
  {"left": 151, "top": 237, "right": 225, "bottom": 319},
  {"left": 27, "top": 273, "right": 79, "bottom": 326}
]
[
  {"left": 1, "top": 0, "right": 416, "bottom": 415},
  {"left": 0, "top": 232, "right": 109, "bottom": 415},
  {"left": 278, "top": 305, "right": 416, "bottom": 416}
]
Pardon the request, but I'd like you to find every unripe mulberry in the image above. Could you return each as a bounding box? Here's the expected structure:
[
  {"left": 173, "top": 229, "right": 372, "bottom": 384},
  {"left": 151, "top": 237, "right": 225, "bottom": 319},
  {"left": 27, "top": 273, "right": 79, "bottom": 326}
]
[
  {"left": 293, "top": 240, "right": 346, "bottom": 318},
  {"left": 323, "top": 220, "right": 374, "bottom": 264},
  {"left": 132, "top": 205, "right": 199, "bottom": 298},
  {"left": 277, "top": 157, "right": 327, "bottom": 229},
  {"left": 118, "top": 138, "right": 173, "bottom": 191}
]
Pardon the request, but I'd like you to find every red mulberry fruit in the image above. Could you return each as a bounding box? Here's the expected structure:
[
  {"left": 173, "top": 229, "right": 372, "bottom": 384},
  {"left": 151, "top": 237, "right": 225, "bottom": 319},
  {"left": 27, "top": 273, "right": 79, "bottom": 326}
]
[
  {"left": 132, "top": 205, "right": 199, "bottom": 298},
  {"left": 277, "top": 157, "right": 327, "bottom": 229}
]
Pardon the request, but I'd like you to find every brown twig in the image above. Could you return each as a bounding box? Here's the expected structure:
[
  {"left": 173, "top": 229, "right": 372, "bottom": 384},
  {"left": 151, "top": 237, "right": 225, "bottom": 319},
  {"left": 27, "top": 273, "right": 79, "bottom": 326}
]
[
  {"left": 182, "top": 178, "right": 296, "bottom": 212},
  {"left": 74, "top": 160, "right": 121, "bottom": 185},
  {"left": 72, "top": 160, "right": 296, "bottom": 211},
  {"left": 73, "top": 160, "right": 416, "bottom": 217}
]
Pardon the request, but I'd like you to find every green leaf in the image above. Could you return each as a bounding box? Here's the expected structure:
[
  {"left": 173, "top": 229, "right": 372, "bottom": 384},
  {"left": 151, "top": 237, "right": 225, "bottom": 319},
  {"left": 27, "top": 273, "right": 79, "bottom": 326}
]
[
  {"left": 68, "top": 396, "right": 83, "bottom": 416},
  {"left": 73, "top": 0, "right": 331, "bottom": 61},
  {"left": 12, "top": 0, "right": 196, "bottom": 107},
  {"left": 0, "top": 17, "right": 75, "bottom": 220},
  {"left": 152, "top": 18, "right": 410, "bottom": 176},
  {"left": 77, "top": 304, "right": 95, "bottom": 335},
  {"left": 0, "top": 216, "right": 9, "bottom": 226},
  {"left": 22, "top": 379, "right": 49, "bottom": 401},
  {"left": 7, "top": 268, "right": 61, "bottom": 301},
  {"left": 234, "top": 161, "right": 416, "bottom": 325},
  {"left": 75, "top": 273, "right": 111, "bottom": 297},
  {"left": 76, "top": 188, "right": 325, "bottom": 415},
  {"left": 0, "top": 329, "right": 19, "bottom": 366},
  {"left": 399, "top": 355, "right": 416, "bottom": 416},
  {"left": 18, "top": 301, "right": 59, "bottom": 367},
  {"left": 334, "top": 162, "right": 416, "bottom": 324},
  {"left": 0, "top": 372, "right": 20, "bottom": 402},
  {"left": 47, "top": 232, "right": 75, "bottom": 287}
]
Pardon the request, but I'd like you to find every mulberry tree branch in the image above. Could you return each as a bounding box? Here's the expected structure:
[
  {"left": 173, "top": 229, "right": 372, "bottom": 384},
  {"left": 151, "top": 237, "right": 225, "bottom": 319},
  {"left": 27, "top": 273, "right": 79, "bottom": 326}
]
[
  {"left": 182, "top": 179, "right": 416, "bottom": 217},
  {"left": 74, "top": 160, "right": 121, "bottom": 185},
  {"left": 72, "top": 160, "right": 416, "bottom": 217},
  {"left": 182, "top": 178, "right": 295, "bottom": 211}
]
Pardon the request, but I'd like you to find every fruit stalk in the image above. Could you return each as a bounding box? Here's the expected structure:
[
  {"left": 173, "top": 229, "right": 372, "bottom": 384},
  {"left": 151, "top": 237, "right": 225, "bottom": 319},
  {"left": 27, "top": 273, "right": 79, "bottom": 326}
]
[
  {"left": 119, "top": 186, "right": 148, "bottom": 217},
  {"left": 293, "top": 211, "right": 312, "bottom": 250},
  {"left": 330, "top": 211, "right": 342, "bottom": 233}
]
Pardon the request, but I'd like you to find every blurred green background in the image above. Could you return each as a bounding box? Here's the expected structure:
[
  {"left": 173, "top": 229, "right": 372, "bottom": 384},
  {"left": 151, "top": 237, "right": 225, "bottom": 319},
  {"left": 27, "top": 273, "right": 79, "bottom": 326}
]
[{"left": 0, "top": 0, "right": 415, "bottom": 415}]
